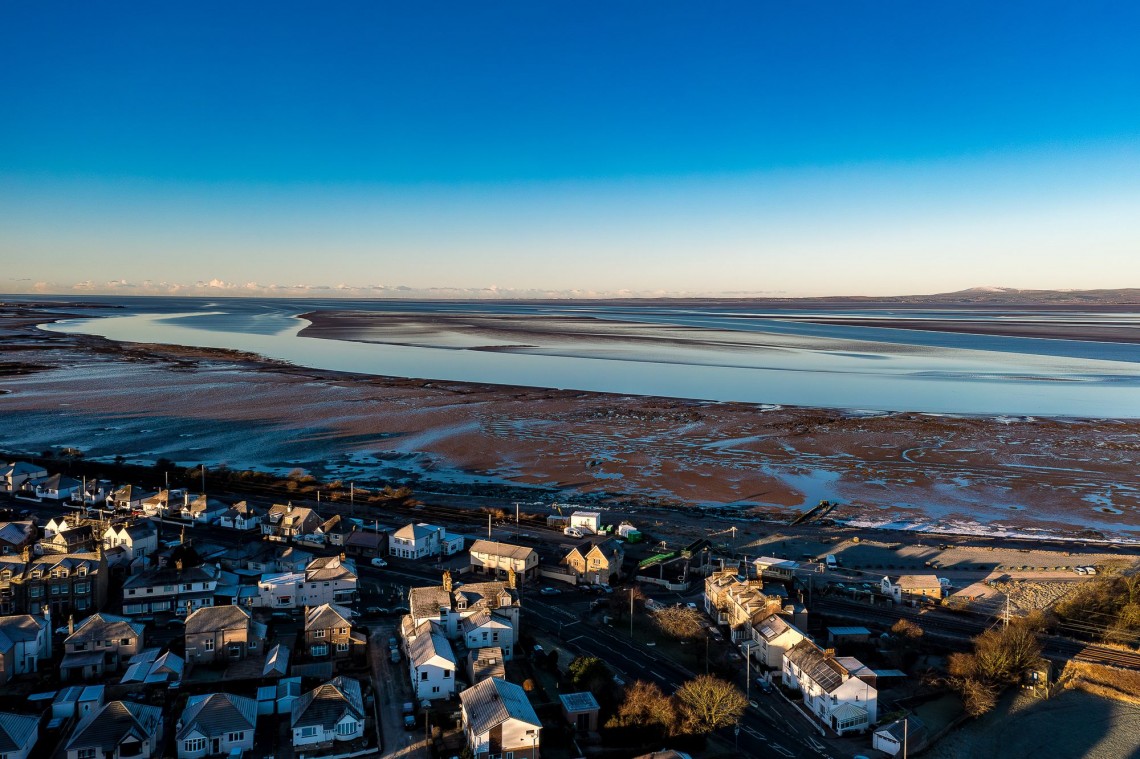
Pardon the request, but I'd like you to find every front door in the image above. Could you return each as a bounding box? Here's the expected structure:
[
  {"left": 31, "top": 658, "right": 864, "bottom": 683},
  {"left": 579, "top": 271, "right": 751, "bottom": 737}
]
[{"left": 212, "top": 738, "right": 220, "bottom": 754}]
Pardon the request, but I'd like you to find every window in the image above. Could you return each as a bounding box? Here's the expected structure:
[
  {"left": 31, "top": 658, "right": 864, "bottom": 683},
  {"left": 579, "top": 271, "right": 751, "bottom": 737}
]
[
  {"left": 336, "top": 721, "right": 357, "bottom": 737},
  {"left": 121, "top": 638, "right": 131, "bottom": 646},
  {"left": 127, "top": 588, "right": 136, "bottom": 596},
  {"left": 421, "top": 671, "right": 428, "bottom": 680},
  {"left": 311, "top": 644, "right": 328, "bottom": 657},
  {"left": 227, "top": 731, "right": 245, "bottom": 742},
  {"left": 482, "top": 632, "right": 488, "bottom": 642},
  {"left": 314, "top": 629, "right": 325, "bottom": 638},
  {"left": 432, "top": 686, "right": 439, "bottom": 693},
  {"left": 443, "top": 670, "right": 451, "bottom": 678},
  {"left": 204, "top": 639, "right": 214, "bottom": 651},
  {"left": 336, "top": 642, "right": 349, "bottom": 652},
  {"left": 300, "top": 726, "right": 318, "bottom": 738},
  {"left": 184, "top": 738, "right": 206, "bottom": 753},
  {"left": 78, "top": 750, "right": 97, "bottom": 759}
]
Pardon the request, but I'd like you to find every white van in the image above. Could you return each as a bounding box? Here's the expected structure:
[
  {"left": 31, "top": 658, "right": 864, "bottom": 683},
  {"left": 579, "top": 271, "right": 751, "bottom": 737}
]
[{"left": 824, "top": 554, "right": 838, "bottom": 570}]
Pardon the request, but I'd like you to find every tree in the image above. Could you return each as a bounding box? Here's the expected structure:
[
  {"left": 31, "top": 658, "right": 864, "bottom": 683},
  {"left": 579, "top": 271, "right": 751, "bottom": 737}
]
[
  {"left": 973, "top": 615, "right": 1044, "bottom": 683},
  {"left": 653, "top": 606, "right": 703, "bottom": 641},
  {"left": 891, "top": 618, "right": 924, "bottom": 642},
  {"left": 568, "top": 656, "right": 613, "bottom": 696},
  {"left": 674, "top": 675, "right": 747, "bottom": 735},
  {"left": 607, "top": 680, "right": 678, "bottom": 737},
  {"left": 608, "top": 585, "right": 646, "bottom": 622}
]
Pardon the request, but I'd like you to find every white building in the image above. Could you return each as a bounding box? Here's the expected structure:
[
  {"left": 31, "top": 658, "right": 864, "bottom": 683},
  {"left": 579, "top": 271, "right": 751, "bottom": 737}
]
[
  {"left": 782, "top": 639, "right": 877, "bottom": 735},
  {"left": 461, "top": 610, "right": 516, "bottom": 660},
  {"left": 408, "top": 624, "right": 457, "bottom": 701},
  {"left": 0, "top": 711, "right": 38, "bottom": 759},
  {"left": 122, "top": 564, "right": 220, "bottom": 616},
  {"left": 569, "top": 511, "right": 601, "bottom": 534},
  {"left": 407, "top": 576, "right": 520, "bottom": 640},
  {"left": 0, "top": 614, "right": 51, "bottom": 684},
  {"left": 460, "top": 677, "right": 541, "bottom": 759},
  {"left": 1, "top": 463, "right": 47, "bottom": 494},
  {"left": 291, "top": 676, "right": 365, "bottom": 749},
  {"left": 34, "top": 473, "right": 82, "bottom": 501},
  {"left": 218, "top": 501, "right": 262, "bottom": 531},
  {"left": 102, "top": 521, "right": 159, "bottom": 561},
  {"left": 390, "top": 523, "right": 463, "bottom": 560},
  {"left": 468, "top": 540, "right": 539, "bottom": 582},
  {"left": 257, "top": 556, "right": 357, "bottom": 609},
  {"left": 751, "top": 613, "right": 807, "bottom": 669},
  {"left": 176, "top": 693, "right": 257, "bottom": 759}
]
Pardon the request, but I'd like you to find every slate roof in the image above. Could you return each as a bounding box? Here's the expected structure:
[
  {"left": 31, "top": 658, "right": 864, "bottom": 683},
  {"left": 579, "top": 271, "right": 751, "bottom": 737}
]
[
  {"left": 39, "top": 473, "right": 80, "bottom": 491},
  {"left": 263, "top": 644, "right": 291, "bottom": 677},
  {"left": 455, "top": 581, "right": 515, "bottom": 611},
  {"left": 123, "top": 563, "right": 216, "bottom": 591},
  {"left": 461, "top": 610, "right": 512, "bottom": 636},
  {"left": 0, "top": 711, "right": 38, "bottom": 753},
  {"left": 66, "top": 613, "right": 145, "bottom": 646},
  {"left": 119, "top": 521, "right": 157, "bottom": 540},
  {"left": 305, "top": 556, "right": 357, "bottom": 582},
  {"left": 754, "top": 613, "right": 794, "bottom": 642},
  {"left": 785, "top": 640, "right": 848, "bottom": 694},
  {"left": 469, "top": 540, "right": 536, "bottom": 562},
  {"left": 877, "top": 715, "right": 926, "bottom": 742},
  {"left": 0, "top": 615, "right": 45, "bottom": 647},
  {"left": 409, "top": 586, "right": 452, "bottom": 620},
  {"left": 345, "top": 531, "right": 384, "bottom": 550},
  {"left": 468, "top": 648, "right": 506, "bottom": 682},
  {"left": 184, "top": 605, "right": 251, "bottom": 634},
  {"left": 65, "top": 700, "right": 162, "bottom": 752},
  {"left": 27, "top": 552, "right": 100, "bottom": 576},
  {"left": 177, "top": 693, "right": 258, "bottom": 741},
  {"left": 305, "top": 603, "right": 353, "bottom": 632},
  {"left": 291, "top": 676, "right": 364, "bottom": 730},
  {"left": 460, "top": 677, "right": 540, "bottom": 737},
  {"left": 393, "top": 523, "right": 438, "bottom": 541},
  {"left": 2, "top": 462, "right": 44, "bottom": 478},
  {"left": 409, "top": 628, "right": 455, "bottom": 668}
]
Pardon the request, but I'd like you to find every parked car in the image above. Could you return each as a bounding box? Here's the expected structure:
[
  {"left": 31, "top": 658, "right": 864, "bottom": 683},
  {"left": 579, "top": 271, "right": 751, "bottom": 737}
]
[
  {"left": 754, "top": 678, "right": 773, "bottom": 694},
  {"left": 686, "top": 602, "right": 698, "bottom": 610},
  {"left": 389, "top": 649, "right": 400, "bottom": 664},
  {"left": 370, "top": 558, "right": 388, "bottom": 568},
  {"left": 364, "top": 606, "right": 387, "bottom": 616},
  {"left": 539, "top": 587, "right": 561, "bottom": 596}
]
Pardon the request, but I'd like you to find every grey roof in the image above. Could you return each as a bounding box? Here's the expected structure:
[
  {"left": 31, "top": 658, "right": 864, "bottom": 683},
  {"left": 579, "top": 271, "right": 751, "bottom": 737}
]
[
  {"left": 0, "top": 615, "right": 45, "bottom": 646},
  {"left": 27, "top": 552, "right": 100, "bottom": 575},
  {"left": 66, "top": 613, "right": 145, "bottom": 646},
  {"left": 345, "top": 531, "right": 384, "bottom": 549},
  {"left": 785, "top": 640, "right": 847, "bottom": 694},
  {"left": 184, "top": 605, "right": 251, "bottom": 635},
  {"left": 409, "top": 586, "right": 452, "bottom": 620},
  {"left": 754, "top": 614, "right": 792, "bottom": 642},
  {"left": 291, "top": 676, "right": 364, "bottom": 730},
  {"left": 468, "top": 648, "right": 506, "bottom": 682},
  {"left": 39, "top": 473, "right": 80, "bottom": 491},
  {"left": 393, "top": 522, "right": 438, "bottom": 541},
  {"left": 0, "top": 712, "right": 38, "bottom": 753},
  {"left": 827, "top": 626, "right": 871, "bottom": 636},
  {"left": 177, "top": 693, "right": 258, "bottom": 741},
  {"left": 65, "top": 700, "right": 162, "bottom": 752},
  {"left": 120, "top": 521, "right": 157, "bottom": 540},
  {"left": 460, "top": 677, "right": 540, "bottom": 736},
  {"left": 559, "top": 692, "right": 600, "bottom": 713},
  {"left": 409, "top": 628, "right": 455, "bottom": 668},
  {"left": 306, "top": 556, "right": 357, "bottom": 582},
  {"left": 123, "top": 563, "right": 216, "bottom": 590},
  {"left": 877, "top": 715, "right": 926, "bottom": 741},
  {"left": 305, "top": 603, "right": 353, "bottom": 632},
  {"left": 454, "top": 581, "right": 515, "bottom": 612},
  {"left": 469, "top": 540, "right": 536, "bottom": 561},
  {"left": 263, "top": 644, "right": 291, "bottom": 677}
]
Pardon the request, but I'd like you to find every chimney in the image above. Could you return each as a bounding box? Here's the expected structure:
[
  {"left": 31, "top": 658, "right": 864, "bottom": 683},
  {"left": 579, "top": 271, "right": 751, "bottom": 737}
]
[
  {"left": 68, "top": 614, "right": 75, "bottom": 636},
  {"left": 824, "top": 648, "right": 836, "bottom": 657},
  {"left": 442, "top": 571, "right": 453, "bottom": 593}
]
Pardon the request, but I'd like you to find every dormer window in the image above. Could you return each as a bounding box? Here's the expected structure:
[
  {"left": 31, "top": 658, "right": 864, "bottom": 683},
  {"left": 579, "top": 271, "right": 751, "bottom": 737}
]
[{"left": 77, "top": 565, "right": 88, "bottom": 576}]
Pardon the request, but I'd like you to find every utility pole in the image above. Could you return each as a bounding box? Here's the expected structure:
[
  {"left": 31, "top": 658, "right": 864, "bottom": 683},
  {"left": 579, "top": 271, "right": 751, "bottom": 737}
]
[
  {"left": 1004, "top": 593, "right": 1010, "bottom": 628},
  {"left": 350, "top": 482, "right": 355, "bottom": 517},
  {"left": 200, "top": 464, "right": 206, "bottom": 494},
  {"left": 629, "top": 587, "right": 634, "bottom": 638},
  {"left": 514, "top": 502, "right": 519, "bottom": 541},
  {"left": 488, "top": 513, "right": 492, "bottom": 539},
  {"left": 746, "top": 648, "right": 751, "bottom": 700},
  {"left": 903, "top": 716, "right": 909, "bottom": 759}
]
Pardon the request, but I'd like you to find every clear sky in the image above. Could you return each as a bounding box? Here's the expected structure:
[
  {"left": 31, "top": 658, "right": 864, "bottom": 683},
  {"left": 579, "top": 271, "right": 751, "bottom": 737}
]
[{"left": 2, "top": 2, "right": 1139, "bottom": 298}]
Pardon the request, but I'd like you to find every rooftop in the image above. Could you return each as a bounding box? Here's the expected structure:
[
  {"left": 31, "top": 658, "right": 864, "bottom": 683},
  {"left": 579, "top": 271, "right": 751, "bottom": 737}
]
[{"left": 460, "top": 677, "right": 540, "bottom": 737}]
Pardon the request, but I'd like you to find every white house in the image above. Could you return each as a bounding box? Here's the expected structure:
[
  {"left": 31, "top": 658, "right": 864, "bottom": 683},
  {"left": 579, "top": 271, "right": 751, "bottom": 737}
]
[
  {"left": 65, "top": 700, "right": 163, "bottom": 759},
  {"left": 45, "top": 517, "right": 72, "bottom": 539},
  {"left": 881, "top": 575, "right": 943, "bottom": 603},
  {"left": 408, "top": 624, "right": 457, "bottom": 701},
  {"left": 256, "top": 556, "right": 358, "bottom": 609},
  {"left": 460, "top": 677, "right": 541, "bottom": 759},
  {"left": 291, "top": 676, "right": 365, "bottom": 749},
  {"left": 34, "top": 473, "right": 82, "bottom": 501},
  {"left": 0, "top": 711, "right": 39, "bottom": 759},
  {"left": 782, "top": 639, "right": 877, "bottom": 735},
  {"left": 218, "top": 501, "right": 262, "bottom": 531},
  {"left": 461, "top": 610, "right": 516, "bottom": 660},
  {"left": 176, "top": 693, "right": 258, "bottom": 759},
  {"left": 122, "top": 564, "right": 219, "bottom": 617},
  {"left": 468, "top": 540, "right": 539, "bottom": 583},
  {"left": 569, "top": 511, "right": 602, "bottom": 534},
  {"left": 0, "top": 614, "right": 51, "bottom": 685},
  {"left": 407, "top": 575, "right": 521, "bottom": 640},
  {"left": 1, "top": 463, "right": 47, "bottom": 494},
  {"left": 390, "top": 523, "right": 463, "bottom": 559},
  {"left": 184, "top": 495, "right": 228, "bottom": 525},
  {"left": 102, "top": 521, "right": 159, "bottom": 561},
  {"left": 752, "top": 613, "right": 807, "bottom": 670}
]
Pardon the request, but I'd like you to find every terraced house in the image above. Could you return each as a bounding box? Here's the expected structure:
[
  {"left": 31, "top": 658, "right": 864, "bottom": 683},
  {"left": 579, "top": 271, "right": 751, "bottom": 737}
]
[
  {"left": 122, "top": 562, "right": 219, "bottom": 616},
  {"left": 21, "top": 551, "right": 107, "bottom": 617},
  {"left": 704, "top": 568, "right": 781, "bottom": 642},
  {"left": 407, "top": 573, "right": 520, "bottom": 640},
  {"left": 562, "top": 538, "right": 624, "bottom": 586}
]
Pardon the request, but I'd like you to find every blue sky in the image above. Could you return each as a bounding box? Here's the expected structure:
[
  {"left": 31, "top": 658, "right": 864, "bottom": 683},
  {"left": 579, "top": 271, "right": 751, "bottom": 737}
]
[{"left": 2, "top": 2, "right": 1139, "bottom": 297}]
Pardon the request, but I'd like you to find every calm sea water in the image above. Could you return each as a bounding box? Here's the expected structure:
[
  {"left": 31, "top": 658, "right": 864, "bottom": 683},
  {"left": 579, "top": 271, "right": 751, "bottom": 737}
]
[{"left": 34, "top": 297, "right": 1140, "bottom": 418}]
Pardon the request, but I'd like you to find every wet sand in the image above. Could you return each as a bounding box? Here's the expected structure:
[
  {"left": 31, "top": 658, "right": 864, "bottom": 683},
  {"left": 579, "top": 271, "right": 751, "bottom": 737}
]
[{"left": 2, "top": 304, "right": 1138, "bottom": 539}]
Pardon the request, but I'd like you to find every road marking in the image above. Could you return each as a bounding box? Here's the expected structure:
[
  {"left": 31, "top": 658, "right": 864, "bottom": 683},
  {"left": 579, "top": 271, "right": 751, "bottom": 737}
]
[
  {"left": 741, "top": 726, "right": 767, "bottom": 741},
  {"left": 807, "top": 735, "right": 825, "bottom": 751},
  {"left": 769, "top": 743, "right": 794, "bottom": 757}
]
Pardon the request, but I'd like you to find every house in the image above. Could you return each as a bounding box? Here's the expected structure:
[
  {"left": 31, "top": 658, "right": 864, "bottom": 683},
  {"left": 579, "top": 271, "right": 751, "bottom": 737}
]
[
  {"left": 217, "top": 501, "right": 262, "bottom": 531},
  {"left": 408, "top": 624, "right": 457, "bottom": 700},
  {"left": 263, "top": 504, "right": 324, "bottom": 542},
  {"left": 704, "top": 569, "right": 781, "bottom": 642},
  {"left": 752, "top": 555, "right": 800, "bottom": 582},
  {"left": 873, "top": 716, "right": 927, "bottom": 756},
  {"left": 176, "top": 693, "right": 258, "bottom": 759},
  {"left": 290, "top": 676, "right": 366, "bottom": 749},
  {"left": 65, "top": 700, "right": 163, "bottom": 759},
  {"left": 782, "top": 639, "right": 877, "bottom": 735},
  {"left": 407, "top": 573, "right": 521, "bottom": 640},
  {"left": 139, "top": 489, "right": 175, "bottom": 517},
  {"left": 0, "top": 613, "right": 50, "bottom": 685},
  {"left": 303, "top": 603, "right": 365, "bottom": 660},
  {"left": 461, "top": 610, "right": 516, "bottom": 659},
  {"left": 122, "top": 562, "right": 219, "bottom": 617},
  {"left": 108, "top": 485, "right": 151, "bottom": 513},
  {"left": 184, "top": 495, "right": 228, "bottom": 525},
  {"left": 569, "top": 511, "right": 601, "bottom": 534},
  {"left": 21, "top": 552, "right": 107, "bottom": 617},
  {"left": 45, "top": 518, "right": 73, "bottom": 539},
  {"left": 34, "top": 473, "right": 82, "bottom": 500},
  {"left": 881, "top": 575, "right": 943, "bottom": 603},
  {"left": 77, "top": 686, "right": 105, "bottom": 720},
  {"left": 185, "top": 605, "right": 256, "bottom": 664},
  {"left": 390, "top": 522, "right": 464, "bottom": 560},
  {"left": 751, "top": 613, "right": 808, "bottom": 670},
  {"left": 469, "top": 540, "right": 539, "bottom": 583},
  {"left": 467, "top": 647, "right": 506, "bottom": 683},
  {"left": 42, "top": 525, "right": 97, "bottom": 555},
  {"left": 560, "top": 691, "right": 600, "bottom": 733},
  {"left": 562, "top": 538, "right": 625, "bottom": 586},
  {"left": 1, "top": 463, "right": 47, "bottom": 494},
  {"left": 460, "top": 677, "right": 541, "bottom": 759},
  {"left": 102, "top": 521, "right": 159, "bottom": 562},
  {"left": 264, "top": 556, "right": 362, "bottom": 608},
  {"left": 318, "top": 515, "right": 353, "bottom": 547},
  {"left": 0, "top": 522, "right": 36, "bottom": 556},
  {"left": 61, "top": 613, "right": 145, "bottom": 680},
  {"left": 0, "top": 711, "right": 39, "bottom": 759},
  {"left": 344, "top": 530, "right": 387, "bottom": 559}
]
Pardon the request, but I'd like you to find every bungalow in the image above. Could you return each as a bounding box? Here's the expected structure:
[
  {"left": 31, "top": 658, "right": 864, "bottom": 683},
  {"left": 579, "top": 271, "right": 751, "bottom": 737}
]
[
  {"left": 390, "top": 523, "right": 464, "bottom": 560},
  {"left": 409, "top": 623, "right": 458, "bottom": 700},
  {"left": 217, "top": 501, "right": 262, "bottom": 531},
  {"left": 303, "top": 603, "right": 365, "bottom": 660},
  {"left": 0, "top": 711, "right": 38, "bottom": 759},
  {"left": 34, "top": 473, "right": 82, "bottom": 501},
  {"left": 751, "top": 613, "right": 808, "bottom": 670},
  {"left": 0, "top": 613, "right": 50, "bottom": 685},
  {"left": 782, "top": 639, "right": 877, "bottom": 736},
  {"left": 185, "top": 605, "right": 257, "bottom": 664},
  {"left": 881, "top": 575, "right": 944, "bottom": 604},
  {"left": 61, "top": 613, "right": 145, "bottom": 680},
  {"left": 469, "top": 540, "right": 539, "bottom": 583},
  {"left": 460, "top": 677, "right": 541, "bottom": 759},
  {"left": 176, "top": 693, "right": 258, "bottom": 759},
  {"left": 344, "top": 529, "right": 387, "bottom": 559},
  {"left": 562, "top": 538, "right": 625, "bottom": 586},
  {"left": 184, "top": 495, "right": 228, "bottom": 525},
  {"left": 290, "top": 676, "right": 366, "bottom": 749},
  {"left": 1, "top": 463, "right": 47, "bottom": 494},
  {"left": 65, "top": 700, "right": 163, "bottom": 759}
]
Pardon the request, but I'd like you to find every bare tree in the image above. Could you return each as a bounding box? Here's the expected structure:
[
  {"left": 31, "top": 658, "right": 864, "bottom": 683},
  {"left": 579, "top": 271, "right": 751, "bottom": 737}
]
[
  {"left": 606, "top": 680, "right": 678, "bottom": 736},
  {"left": 652, "top": 605, "right": 704, "bottom": 640},
  {"left": 675, "top": 675, "right": 747, "bottom": 735},
  {"left": 891, "top": 618, "right": 924, "bottom": 642}
]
